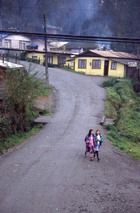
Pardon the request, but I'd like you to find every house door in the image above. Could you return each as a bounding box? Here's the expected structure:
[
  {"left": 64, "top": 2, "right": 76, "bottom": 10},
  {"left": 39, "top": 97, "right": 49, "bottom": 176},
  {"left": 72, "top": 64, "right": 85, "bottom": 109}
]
[
  {"left": 58, "top": 56, "right": 61, "bottom": 67},
  {"left": 58, "top": 56, "right": 66, "bottom": 67},
  {"left": 104, "top": 60, "right": 109, "bottom": 76}
]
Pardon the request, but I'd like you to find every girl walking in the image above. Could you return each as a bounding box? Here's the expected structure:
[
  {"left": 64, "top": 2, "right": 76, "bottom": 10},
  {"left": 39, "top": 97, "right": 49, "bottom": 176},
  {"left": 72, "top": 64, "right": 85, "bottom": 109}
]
[
  {"left": 94, "top": 130, "right": 104, "bottom": 161},
  {"left": 85, "top": 129, "right": 96, "bottom": 161}
]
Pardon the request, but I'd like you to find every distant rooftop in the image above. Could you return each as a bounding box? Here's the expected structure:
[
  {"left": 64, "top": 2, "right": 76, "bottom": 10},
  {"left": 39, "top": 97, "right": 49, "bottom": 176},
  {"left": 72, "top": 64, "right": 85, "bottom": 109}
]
[
  {"left": 65, "top": 42, "right": 97, "bottom": 49},
  {"left": 50, "top": 41, "right": 68, "bottom": 48},
  {"left": 47, "top": 25, "right": 62, "bottom": 30}
]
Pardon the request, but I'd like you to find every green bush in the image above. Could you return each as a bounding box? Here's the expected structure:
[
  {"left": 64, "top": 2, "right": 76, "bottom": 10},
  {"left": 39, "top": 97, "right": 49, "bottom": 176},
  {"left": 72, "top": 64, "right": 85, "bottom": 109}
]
[
  {"left": 114, "top": 82, "right": 123, "bottom": 92},
  {"left": 105, "top": 124, "right": 117, "bottom": 132},
  {"left": 0, "top": 118, "right": 13, "bottom": 140},
  {"left": 106, "top": 87, "right": 122, "bottom": 109},
  {"left": 2, "top": 68, "right": 45, "bottom": 133},
  {"left": 27, "top": 58, "right": 40, "bottom": 64},
  {"left": 19, "top": 52, "right": 27, "bottom": 61},
  {"left": 105, "top": 101, "right": 117, "bottom": 119},
  {"left": 103, "top": 77, "right": 118, "bottom": 87},
  {"left": 133, "top": 81, "right": 140, "bottom": 92},
  {"left": 123, "top": 134, "right": 139, "bottom": 143},
  {"left": 107, "top": 130, "right": 122, "bottom": 142},
  {"left": 42, "top": 108, "right": 51, "bottom": 116},
  {"left": 43, "top": 61, "right": 57, "bottom": 67}
]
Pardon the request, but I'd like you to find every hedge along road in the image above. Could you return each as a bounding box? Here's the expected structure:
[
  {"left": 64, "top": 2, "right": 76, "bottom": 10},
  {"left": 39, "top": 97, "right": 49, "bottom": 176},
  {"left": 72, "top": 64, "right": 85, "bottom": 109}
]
[{"left": 0, "top": 63, "right": 140, "bottom": 213}]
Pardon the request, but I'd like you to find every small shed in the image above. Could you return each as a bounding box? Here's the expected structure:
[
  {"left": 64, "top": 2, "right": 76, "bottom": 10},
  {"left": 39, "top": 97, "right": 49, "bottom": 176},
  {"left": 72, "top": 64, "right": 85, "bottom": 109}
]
[{"left": 110, "top": 58, "right": 140, "bottom": 80}]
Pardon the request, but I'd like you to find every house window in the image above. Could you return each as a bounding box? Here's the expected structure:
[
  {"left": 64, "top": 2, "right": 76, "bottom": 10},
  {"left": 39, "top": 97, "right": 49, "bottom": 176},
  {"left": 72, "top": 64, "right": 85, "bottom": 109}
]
[
  {"left": 92, "top": 60, "right": 101, "bottom": 69},
  {"left": 78, "top": 59, "right": 86, "bottom": 69},
  {"left": 5, "top": 39, "right": 11, "bottom": 48},
  {"left": 111, "top": 62, "right": 117, "bottom": 70},
  {"left": 48, "top": 56, "right": 53, "bottom": 64},
  {"left": 19, "top": 41, "right": 26, "bottom": 50},
  {"left": 32, "top": 56, "right": 38, "bottom": 60}
]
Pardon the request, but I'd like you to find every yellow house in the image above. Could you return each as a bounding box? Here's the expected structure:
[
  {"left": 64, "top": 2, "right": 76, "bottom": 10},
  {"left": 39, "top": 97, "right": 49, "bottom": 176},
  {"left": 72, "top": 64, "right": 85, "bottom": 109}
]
[
  {"left": 73, "top": 50, "right": 138, "bottom": 77},
  {"left": 27, "top": 51, "right": 72, "bottom": 67}
]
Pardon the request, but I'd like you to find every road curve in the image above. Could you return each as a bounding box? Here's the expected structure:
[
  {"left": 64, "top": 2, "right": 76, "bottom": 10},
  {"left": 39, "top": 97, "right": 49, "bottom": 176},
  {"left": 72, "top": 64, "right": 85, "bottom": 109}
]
[{"left": 0, "top": 66, "right": 140, "bottom": 213}]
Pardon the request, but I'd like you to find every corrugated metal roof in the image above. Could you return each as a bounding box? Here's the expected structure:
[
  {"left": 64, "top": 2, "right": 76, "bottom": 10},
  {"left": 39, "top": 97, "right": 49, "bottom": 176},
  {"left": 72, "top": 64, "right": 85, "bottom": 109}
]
[
  {"left": 110, "top": 58, "right": 138, "bottom": 65},
  {"left": 89, "top": 50, "right": 138, "bottom": 59}
]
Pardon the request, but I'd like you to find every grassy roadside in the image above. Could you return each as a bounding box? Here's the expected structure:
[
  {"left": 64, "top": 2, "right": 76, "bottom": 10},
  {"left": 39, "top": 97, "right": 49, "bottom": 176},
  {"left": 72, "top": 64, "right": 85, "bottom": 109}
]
[
  {"left": 40, "top": 87, "right": 52, "bottom": 96},
  {"left": 60, "top": 67, "right": 85, "bottom": 75},
  {"left": 0, "top": 87, "right": 52, "bottom": 154},
  {"left": 1, "top": 124, "right": 43, "bottom": 154},
  {"left": 103, "top": 78, "right": 140, "bottom": 160}
]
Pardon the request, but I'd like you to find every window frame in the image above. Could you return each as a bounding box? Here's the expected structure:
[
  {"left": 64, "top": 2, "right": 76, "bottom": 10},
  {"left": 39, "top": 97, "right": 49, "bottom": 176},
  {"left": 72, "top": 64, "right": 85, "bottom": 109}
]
[
  {"left": 48, "top": 56, "right": 53, "bottom": 64},
  {"left": 78, "top": 59, "right": 87, "bottom": 69},
  {"left": 111, "top": 62, "right": 117, "bottom": 70},
  {"left": 5, "top": 39, "right": 11, "bottom": 48},
  {"left": 19, "top": 40, "right": 27, "bottom": 50},
  {"left": 92, "top": 60, "right": 101, "bottom": 69}
]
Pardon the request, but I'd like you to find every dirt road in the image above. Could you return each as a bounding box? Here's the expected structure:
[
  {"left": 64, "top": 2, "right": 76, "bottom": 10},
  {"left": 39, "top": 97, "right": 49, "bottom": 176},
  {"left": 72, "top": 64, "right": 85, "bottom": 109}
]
[{"left": 0, "top": 66, "right": 140, "bottom": 213}]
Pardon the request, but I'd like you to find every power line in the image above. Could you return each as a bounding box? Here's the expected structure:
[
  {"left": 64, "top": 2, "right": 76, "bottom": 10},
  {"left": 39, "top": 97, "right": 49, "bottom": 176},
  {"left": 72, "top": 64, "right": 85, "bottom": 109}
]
[
  {"left": 0, "top": 30, "right": 140, "bottom": 44},
  {"left": 0, "top": 47, "right": 73, "bottom": 55}
]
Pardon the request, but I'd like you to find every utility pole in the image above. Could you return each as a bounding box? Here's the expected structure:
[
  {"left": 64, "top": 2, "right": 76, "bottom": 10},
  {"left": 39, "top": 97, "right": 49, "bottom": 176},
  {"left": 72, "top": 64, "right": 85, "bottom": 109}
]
[
  {"left": 137, "top": 43, "right": 140, "bottom": 58},
  {"left": 137, "top": 43, "right": 140, "bottom": 81},
  {"left": 43, "top": 14, "right": 49, "bottom": 88},
  {"left": 0, "top": 10, "right": 2, "bottom": 50}
]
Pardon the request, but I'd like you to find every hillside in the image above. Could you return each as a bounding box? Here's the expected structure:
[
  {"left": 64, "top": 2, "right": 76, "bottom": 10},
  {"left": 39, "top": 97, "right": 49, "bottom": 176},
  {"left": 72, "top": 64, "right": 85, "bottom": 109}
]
[{"left": 103, "top": 78, "right": 140, "bottom": 159}]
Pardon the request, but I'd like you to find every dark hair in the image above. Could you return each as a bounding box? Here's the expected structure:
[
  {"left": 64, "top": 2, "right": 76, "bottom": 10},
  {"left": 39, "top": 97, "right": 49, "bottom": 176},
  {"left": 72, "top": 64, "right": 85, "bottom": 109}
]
[
  {"left": 88, "top": 129, "right": 93, "bottom": 137},
  {"left": 95, "top": 130, "right": 100, "bottom": 135}
]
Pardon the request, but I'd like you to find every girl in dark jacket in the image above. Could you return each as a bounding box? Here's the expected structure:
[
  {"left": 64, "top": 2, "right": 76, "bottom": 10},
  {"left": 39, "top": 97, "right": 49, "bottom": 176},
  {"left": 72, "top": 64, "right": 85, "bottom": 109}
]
[
  {"left": 94, "top": 130, "right": 104, "bottom": 161},
  {"left": 85, "top": 129, "right": 96, "bottom": 161}
]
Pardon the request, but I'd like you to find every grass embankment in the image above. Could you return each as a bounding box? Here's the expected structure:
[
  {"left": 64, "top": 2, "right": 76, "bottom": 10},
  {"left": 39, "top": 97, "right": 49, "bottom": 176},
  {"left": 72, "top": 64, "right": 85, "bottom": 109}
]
[
  {"left": 0, "top": 88, "right": 52, "bottom": 154},
  {"left": 103, "top": 78, "right": 140, "bottom": 160},
  {"left": 1, "top": 124, "right": 43, "bottom": 154},
  {"left": 61, "top": 67, "right": 85, "bottom": 75}
]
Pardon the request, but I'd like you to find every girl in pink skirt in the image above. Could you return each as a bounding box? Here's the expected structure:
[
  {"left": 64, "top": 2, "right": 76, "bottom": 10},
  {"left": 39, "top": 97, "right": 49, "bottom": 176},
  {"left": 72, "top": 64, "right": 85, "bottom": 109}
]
[{"left": 85, "top": 129, "right": 96, "bottom": 161}]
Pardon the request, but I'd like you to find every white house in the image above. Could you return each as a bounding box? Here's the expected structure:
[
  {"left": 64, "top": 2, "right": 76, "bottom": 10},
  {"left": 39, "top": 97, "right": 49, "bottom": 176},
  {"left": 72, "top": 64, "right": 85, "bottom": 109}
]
[{"left": 2, "top": 34, "right": 31, "bottom": 50}]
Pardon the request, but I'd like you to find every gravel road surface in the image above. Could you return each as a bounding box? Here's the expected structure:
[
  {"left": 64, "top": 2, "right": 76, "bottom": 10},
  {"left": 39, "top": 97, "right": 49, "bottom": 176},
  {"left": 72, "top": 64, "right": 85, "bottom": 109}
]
[{"left": 0, "top": 65, "right": 140, "bottom": 213}]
